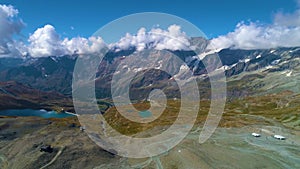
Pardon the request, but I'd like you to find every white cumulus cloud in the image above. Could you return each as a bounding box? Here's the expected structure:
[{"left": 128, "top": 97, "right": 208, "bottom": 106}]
[
  {"left": 4, "top": 2, "right": 300, "bottom": 58},
  {"left": 0, "top": 4, "right": 25, "bottom": 57},
  {"left": 28, "top": 24, "right": 105, "bottom": 57},
  {"left": 209, "top": 4, "right": 300, "bottom": 50},
  {"left": 110, "top": 25, "right": 191, "bottom": 52},
  {"left": 28, "top": 24, "right": 66, "bottom": 57},
  {"left": 29, "top": 24, "right": 190, "bottom": 57},
  {"left": 62, "top": 36, "right": 105, "bottom": 55}
]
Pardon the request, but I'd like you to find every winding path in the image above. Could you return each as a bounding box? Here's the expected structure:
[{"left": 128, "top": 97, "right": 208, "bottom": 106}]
[{"left": 40, "top": 146, "right": 65, "bottom": 169}]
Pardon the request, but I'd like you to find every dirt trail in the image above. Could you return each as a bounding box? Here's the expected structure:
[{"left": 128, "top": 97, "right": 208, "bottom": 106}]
[
  {"left": 40, "top": 146, "right": 65, "bottom": 169},
  {"left": 0, "top": 155, "right": 8, "bottom": 169}
]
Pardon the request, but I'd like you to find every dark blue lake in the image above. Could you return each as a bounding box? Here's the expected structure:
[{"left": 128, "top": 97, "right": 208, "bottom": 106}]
[{"left": 0, "top": 109, "right": 75, "bottom": 118}]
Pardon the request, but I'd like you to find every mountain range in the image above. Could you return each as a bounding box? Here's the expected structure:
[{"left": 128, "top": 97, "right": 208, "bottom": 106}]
[{"left": 0, "top": 37, "right": 299, "bottom": 110}]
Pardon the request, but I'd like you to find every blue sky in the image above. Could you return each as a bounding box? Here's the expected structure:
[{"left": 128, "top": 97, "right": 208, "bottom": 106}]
[{"left": 0, "top": 0, "right": 297, "bottom": 39}]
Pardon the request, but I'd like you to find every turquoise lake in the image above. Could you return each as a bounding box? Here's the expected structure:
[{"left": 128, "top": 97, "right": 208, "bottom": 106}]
[
  {"left": 139, "top": 110, "right": 152, "bottom": 118},
  {"left": 0, "top": 109, "right": 75, "bottom": 118}
]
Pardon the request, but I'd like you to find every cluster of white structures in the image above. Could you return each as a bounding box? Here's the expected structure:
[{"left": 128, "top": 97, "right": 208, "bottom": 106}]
[{"left": 251, "top": 133, "right": 286, "bottom": 140}]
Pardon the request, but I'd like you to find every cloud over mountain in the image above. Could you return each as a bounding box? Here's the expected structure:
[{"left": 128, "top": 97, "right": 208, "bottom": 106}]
[
  {"left": 0, "top": 4, "right": 25, "bottom": 57},
  {"left": 209, "top": 3, "right": 300, "bottom": 50},
  {"left": 2, "top": 3, "right": 300, "bottom": 58},
  {"left": 28, "top": 25, "right": 66, "bottom": 57},
  {"left": 28, "top": 24, "right": 191, "bottom": 57},
  {"left": 28, "top": 24, "right": 105, "bottom": 57},
  {"left": 110, "top": 25, "right": 190, "bottom": 52}
]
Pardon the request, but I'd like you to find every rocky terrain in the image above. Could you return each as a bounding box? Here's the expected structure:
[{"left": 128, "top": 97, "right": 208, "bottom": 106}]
[
  {"left": 0, "top": 92, "right": 299, "bottom": 168},
  {"left": 0, "top": 38, "right": 299, "bottom": 168}
]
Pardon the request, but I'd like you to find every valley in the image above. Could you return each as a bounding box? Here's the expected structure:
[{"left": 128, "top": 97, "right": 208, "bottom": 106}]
[
  {"left": 0, "top": 46, "right": 299, "bottom": 168},
  {"left": 1, "top": 1, "right": 300, "bottom": 168},
  {"left": 0, "top": 90, "right": 299, "bottom": 168}
]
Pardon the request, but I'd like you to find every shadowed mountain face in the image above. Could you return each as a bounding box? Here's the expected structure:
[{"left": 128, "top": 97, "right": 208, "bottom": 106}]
[
  {"left": 0, "top": 38, "right": 299, "bottom": 107},
  {"left": 0, "top": 81, "right": 73, "bottom": 111},
  {"left": 0, "top": 56, "right": 76, "bottom": 96}
]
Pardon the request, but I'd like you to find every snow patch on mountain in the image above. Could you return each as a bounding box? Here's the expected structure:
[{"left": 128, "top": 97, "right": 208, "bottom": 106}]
[
  {"left": 244, "top": 58, "right": 251, "bottom": 63},
  {"left": 271, "top": 59, "right": 281, "bottom": 65},
  {"left": 256, "top": 54, "right": 262, "bottom": 59}
]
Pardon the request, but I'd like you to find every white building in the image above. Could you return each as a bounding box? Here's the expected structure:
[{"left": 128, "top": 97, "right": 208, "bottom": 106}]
[
  {"left": 251, "top": 133, "right": 261, "bottom": 137},
  {"left": 274, "top": 135, "right": 286, "bottom": 140}
]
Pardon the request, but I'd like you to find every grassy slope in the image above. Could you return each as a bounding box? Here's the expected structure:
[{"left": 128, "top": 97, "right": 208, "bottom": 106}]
[{"left": 103, "top": 91, "right": 300, "bottom": 136}]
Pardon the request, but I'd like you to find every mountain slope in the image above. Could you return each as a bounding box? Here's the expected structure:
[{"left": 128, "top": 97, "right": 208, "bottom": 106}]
[
  {"left": 0, "top": 39, "right": 299, "bottom": 102},
  {"left": 0, "top": 81, "right": 73, "bottom": 111}
]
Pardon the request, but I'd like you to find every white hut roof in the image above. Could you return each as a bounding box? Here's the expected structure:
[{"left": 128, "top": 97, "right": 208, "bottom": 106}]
[
  {"left": 252, "top": 133, "right": 260, "bottom": 137},
  {"left": 274, "top": 135, "right": 285, "bottom": 139}
]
